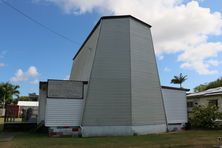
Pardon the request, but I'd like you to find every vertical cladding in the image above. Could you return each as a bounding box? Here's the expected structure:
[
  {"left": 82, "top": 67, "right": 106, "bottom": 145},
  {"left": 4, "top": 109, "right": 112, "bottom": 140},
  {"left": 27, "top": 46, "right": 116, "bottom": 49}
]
[
  {"left": 82, "top": 18, "right": 132, "bottom": 126},
  {"left": 130, "top": 19, "right": 166, "bottom": 125},
  {"left": 69, "top": 24, "right": 101, "bottom": 81}
]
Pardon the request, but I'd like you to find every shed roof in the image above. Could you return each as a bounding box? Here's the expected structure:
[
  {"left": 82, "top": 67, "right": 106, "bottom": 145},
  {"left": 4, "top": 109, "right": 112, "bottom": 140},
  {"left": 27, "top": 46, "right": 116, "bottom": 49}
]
[
  {"left": 161, "top": 86, "right": 190, "bottom": 91},
  {"left": 187, "top": 87, "right": 222, "bottom": 98}
]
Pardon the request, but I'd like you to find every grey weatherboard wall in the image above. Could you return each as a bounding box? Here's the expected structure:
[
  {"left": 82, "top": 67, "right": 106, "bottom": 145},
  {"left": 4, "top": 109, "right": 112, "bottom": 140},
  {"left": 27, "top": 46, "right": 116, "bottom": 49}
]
[{"left": 69, "top": 15, "right": 167, "bottom": 136}]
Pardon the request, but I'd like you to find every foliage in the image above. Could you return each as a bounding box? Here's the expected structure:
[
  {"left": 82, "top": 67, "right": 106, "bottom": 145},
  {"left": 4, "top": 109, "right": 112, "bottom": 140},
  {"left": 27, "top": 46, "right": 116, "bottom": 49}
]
[
  {"left": 19, "top": 96, "right": 31, "bottom": 101},
  {"left": 194, "top": 77, "right": 222, "bottom": 92},
  {"left": 193, "top": 84, "right": 208, "bottom": 92},
  {"left": 190, "top": 105, "right": 222, "bottom": 129},
  {"left": 0, "top": 82, "right": 20, "bottom": 106},
  {"left": 170, "top": 73, "right": 187, "bottom": 88}
]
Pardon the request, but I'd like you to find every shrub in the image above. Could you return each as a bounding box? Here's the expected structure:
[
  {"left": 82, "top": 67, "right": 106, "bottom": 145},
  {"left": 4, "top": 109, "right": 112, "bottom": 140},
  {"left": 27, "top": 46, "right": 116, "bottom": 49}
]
[{"left": 190, "top": 105, "right": 222, "bottom": 129}]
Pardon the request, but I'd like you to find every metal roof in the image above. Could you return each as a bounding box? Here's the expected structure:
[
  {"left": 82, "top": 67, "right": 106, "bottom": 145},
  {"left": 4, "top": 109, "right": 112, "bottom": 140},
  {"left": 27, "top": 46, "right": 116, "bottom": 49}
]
[
  {"left": 17, "top": 101, "right": 39, "bottom": 107},
  {"left": 161, "top": 86, "right": 190, "bottom": 91},
  {"left": 187, "top": 87, "right": 222, "bottom": 97}
]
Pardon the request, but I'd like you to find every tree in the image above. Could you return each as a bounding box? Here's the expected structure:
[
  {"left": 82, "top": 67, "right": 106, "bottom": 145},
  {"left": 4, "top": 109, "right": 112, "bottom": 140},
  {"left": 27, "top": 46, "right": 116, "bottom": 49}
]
[
  {"left": 194, "top": 84, "right": 208, "bottom": 92},
  {"left": 190, "top": 105, "right": 222, "bottom": 129},
  {"left": 193, "top": 77, "right": 222, "bottom": 92},
  {"left": 170, "top": 73, "right": 187, "bottom": 88},
  {"left": 19, "top": 96, "right": 30, "bottom": 101},
  {"left": 0, "top": 82, "right": 20, "bottom": 108}
]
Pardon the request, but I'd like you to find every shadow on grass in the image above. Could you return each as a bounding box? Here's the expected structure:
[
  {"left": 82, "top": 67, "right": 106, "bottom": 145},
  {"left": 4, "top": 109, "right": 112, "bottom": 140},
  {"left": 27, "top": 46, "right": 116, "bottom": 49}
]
[{"left": 0, "top": 117, "right": 4, "bottom": 132}]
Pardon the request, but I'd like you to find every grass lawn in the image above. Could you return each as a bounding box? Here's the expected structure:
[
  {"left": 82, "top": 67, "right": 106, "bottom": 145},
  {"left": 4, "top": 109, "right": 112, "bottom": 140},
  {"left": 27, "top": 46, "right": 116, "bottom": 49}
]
[
  {"left": 1, "top": 130, "right": 222, "bottom": 148},
  {"left": 0, "top": 118, "right": 222, "bottom": 147}
]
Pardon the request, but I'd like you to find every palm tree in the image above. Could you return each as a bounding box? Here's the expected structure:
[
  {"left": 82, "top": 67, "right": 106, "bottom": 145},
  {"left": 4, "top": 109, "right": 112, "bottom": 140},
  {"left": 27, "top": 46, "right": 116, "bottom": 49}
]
[
  {"left": 171, "top": 73, "right": 187, "bottom": 88},
  {"left": 0, "top": 82, "right": 20, "bottom": 109}
]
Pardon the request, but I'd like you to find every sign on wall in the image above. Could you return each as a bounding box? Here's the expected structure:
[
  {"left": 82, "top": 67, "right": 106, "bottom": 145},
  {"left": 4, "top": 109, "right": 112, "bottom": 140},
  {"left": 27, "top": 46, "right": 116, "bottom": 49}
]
[{"left": 47, "top": 80, "right": 83, "bottom": 99}]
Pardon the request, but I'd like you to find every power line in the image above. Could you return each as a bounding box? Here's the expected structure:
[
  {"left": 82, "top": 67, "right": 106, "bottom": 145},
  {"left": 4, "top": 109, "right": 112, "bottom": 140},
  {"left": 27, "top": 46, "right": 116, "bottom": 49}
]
[{"left": 1, "top": 0, "right": 80, "bottom": 45}]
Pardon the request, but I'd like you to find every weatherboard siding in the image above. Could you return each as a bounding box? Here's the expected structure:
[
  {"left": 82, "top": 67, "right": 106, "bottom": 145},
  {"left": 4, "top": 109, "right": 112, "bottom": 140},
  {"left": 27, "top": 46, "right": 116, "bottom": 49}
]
[
  {"left": 69, "top": 24, "right": 101, "bottom": 81},
  {"left": 162, "top": 88, "right": 188, "bottom": 124},
  {"left": 130, "top": 18, "right": 166, "bottom": 125},
  {"left": 45, "top": 98, "right": 83, "bottom": 127},
  {"left": 82, "top": 18, "right": 132, "bottom": 126}
]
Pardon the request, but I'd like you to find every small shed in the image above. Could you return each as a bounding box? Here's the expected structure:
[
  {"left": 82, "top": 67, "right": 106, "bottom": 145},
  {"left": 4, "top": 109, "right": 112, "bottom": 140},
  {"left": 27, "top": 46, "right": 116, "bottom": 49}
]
[
  {"left": 161, "top": 86, "right": 189, "bottom": 131},
  {"left": 187, "top": 87, "right": 222, "bottom": 114},
  {"left": 38, "top": 80, "right": 87, "bottom": 124},
  {"left": 38, "top": 80, "right": 87, "bottom": 135}
]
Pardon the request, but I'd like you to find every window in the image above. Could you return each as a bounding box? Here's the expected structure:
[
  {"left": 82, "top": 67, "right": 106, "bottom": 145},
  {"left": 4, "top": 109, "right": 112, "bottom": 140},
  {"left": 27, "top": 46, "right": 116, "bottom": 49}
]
[
  {"left": 208, "top": 100, "right": 218, "bottom": 107},
  {"left": 187, "top": 102, "right": 193, "bottom": 107}
]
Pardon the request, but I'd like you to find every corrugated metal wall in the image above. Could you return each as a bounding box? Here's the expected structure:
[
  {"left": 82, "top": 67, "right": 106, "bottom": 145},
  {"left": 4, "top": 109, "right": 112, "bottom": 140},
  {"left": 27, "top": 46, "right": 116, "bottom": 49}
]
[
  {"left": 82, "top": 18, "right": 132, "bottom": 126},
  {"left": 130, "top": 19, "right": 166, "bottom": 125}
]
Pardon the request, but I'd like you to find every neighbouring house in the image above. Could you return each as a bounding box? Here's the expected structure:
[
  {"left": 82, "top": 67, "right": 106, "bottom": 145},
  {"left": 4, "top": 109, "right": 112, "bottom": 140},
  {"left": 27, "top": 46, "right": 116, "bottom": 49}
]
[
  {"left": 38, "top": 15, "right": 189, "bottom": 137},
  {"left": 17, "top": 101, "right": 39, "bottom": 122},
  {"left": 187, "top": 87, "right": 222, "bottom": 114}
]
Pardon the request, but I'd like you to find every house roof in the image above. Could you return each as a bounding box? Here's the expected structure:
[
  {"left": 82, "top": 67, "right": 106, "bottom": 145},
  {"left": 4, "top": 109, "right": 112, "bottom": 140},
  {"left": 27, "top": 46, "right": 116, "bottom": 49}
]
[
  {"left": 161, "top": 86, "right": 190, "bottom": 91},
  {"left": 187, "top": 87, "right": 222, "bottom": 98},
  {"left": 17, "top": 101, "right": 39, "bottom": 107},
  {"left": 73, "top": 15, "right": 152, "bottom": 60}
]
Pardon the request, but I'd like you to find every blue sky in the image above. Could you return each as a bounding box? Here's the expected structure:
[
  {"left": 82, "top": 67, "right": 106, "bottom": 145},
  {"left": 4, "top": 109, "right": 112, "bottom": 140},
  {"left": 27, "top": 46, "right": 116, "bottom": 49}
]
[{"left": 0, "top": 0, "right": 222, "bottom": 96}]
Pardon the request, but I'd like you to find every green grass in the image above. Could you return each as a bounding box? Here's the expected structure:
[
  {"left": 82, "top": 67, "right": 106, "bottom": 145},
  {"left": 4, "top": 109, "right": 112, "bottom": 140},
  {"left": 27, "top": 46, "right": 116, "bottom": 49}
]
[
  {"left": 0, "top": 130, "right": 222, "bottom": 147},
  {"left": 0, "top": 118, "right": 222, "bottom": 147}
]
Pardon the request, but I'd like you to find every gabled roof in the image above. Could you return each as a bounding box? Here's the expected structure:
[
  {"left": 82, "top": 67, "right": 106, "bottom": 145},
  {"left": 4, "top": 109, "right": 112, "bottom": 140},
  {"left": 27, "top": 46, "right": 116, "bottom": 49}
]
[
  {"left": 187, "top": 87, "right": 222, "bottom": 98},
  {"left": 72, "top": 15, "right": 152, "bottom": 60}
]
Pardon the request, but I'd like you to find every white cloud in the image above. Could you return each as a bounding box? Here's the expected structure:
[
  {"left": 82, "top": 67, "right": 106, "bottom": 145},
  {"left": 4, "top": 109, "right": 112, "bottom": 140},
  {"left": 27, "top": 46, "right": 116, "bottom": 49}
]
[
  {"left": 40, "top": 0, "right": 222, "bottom": 75},
  {"left": 164, "top": 67, "right": 171, "bottom": 72},
  {"left": 10, "top": 66, "right": 39, "bottom": 82},
  {"left": 10, "top": 69, "right": 28, "bottom": 82},
  {"left": 28, "top": 66, "right": 39, "bottom": 77},
  {"left": 178, "top": 42, "right": 222, "bottom": 75},
  {"left": 0, "top": 63, "right": 5, "bottom": 67},
  {"left": 30, "top": 79, "right": 39, "bottom": 85},
  {"left": 206, "top": 59, "right": 222, "bottom": 67},
  {"left": 158, "top": 55, "right": 164, "bottom": 60},
  {"left": 0, "top": 51, "right": 7, "bottom": 68}
]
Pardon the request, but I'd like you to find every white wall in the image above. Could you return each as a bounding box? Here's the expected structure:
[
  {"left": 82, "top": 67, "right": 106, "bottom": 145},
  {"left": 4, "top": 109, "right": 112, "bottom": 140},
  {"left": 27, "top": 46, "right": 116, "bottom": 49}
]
[
  {"left": 45, "top": 98, "right": 84, "bottom": 127},
  {"left": 162, "top": 88, "right": 188, "bottom": 124}
]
